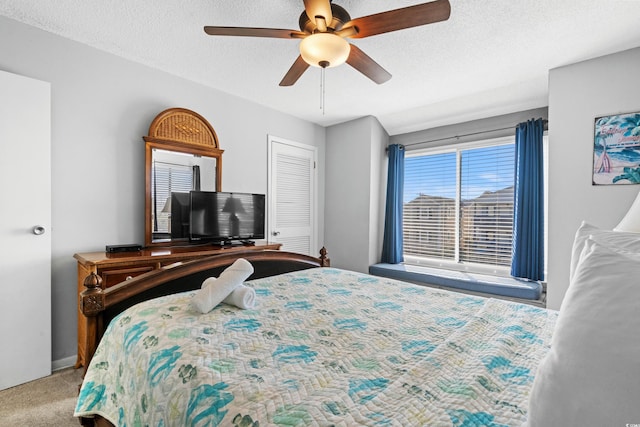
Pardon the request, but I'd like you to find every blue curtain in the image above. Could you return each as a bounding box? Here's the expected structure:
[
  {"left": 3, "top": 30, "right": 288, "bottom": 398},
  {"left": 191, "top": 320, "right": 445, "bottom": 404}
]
[
  {"left": 511, "top": 119, "right": 545, "bottom": 281},
  {"left": 381, "top": 144, "right": 405, "bottom": 264}
]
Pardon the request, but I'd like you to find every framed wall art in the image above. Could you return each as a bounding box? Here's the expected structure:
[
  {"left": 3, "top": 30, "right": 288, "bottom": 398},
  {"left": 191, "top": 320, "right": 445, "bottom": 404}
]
[{"left": 593, "top": 111, "right": 640, "bottom": 185}]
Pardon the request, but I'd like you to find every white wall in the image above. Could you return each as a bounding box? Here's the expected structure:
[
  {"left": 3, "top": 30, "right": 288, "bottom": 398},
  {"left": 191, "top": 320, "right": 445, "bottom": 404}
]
[
  {"left": 547, "top": 47, "right": 640, "bottom": 309},
  {"left": 325, "top": 116, "right": 389, "bottom": 272},
  {"left": 0, "top": 16, "right": 325, "bottom": 364}
]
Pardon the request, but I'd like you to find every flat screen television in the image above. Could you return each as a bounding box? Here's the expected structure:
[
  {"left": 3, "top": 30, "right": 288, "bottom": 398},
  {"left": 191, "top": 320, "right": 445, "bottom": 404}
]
[{"left": 189, "top": 191, "right": 266, "bottom": 244}]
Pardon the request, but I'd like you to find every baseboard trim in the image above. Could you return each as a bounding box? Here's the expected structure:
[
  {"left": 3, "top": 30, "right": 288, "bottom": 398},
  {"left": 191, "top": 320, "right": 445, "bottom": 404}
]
[{"left": 52, "top": 355, "right": 77, "bottom": 372}]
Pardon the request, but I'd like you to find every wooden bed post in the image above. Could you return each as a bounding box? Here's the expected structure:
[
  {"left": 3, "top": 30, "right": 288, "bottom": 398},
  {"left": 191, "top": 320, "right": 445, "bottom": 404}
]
[
  {"left": 319, "top": 247, "right": 330, "bottom": 267},
  {"left": 79, "top": 272, "right": 105, "bottom": 375}
]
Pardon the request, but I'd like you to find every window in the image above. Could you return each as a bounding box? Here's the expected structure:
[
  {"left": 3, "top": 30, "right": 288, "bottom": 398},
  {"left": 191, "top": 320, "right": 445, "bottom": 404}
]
[{"left": 403, "top": 138, "right": 517, "bottom": 273}]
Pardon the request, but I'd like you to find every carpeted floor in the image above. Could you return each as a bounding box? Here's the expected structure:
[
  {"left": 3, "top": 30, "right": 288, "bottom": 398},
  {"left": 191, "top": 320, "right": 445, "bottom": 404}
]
[{"left": 0, "top": 367, "right": 84, "bottom": 427}]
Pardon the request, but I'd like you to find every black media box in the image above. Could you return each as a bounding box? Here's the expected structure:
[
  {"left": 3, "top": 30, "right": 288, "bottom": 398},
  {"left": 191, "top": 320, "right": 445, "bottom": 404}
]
[{"left": 106, "top": 244, "right": 143, "bottom": 253}]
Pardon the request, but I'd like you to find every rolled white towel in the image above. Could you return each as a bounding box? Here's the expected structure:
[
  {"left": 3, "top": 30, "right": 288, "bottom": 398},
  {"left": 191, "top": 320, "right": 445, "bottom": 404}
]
[
  {"left": 190, "top": 258, "right": 254, "bottom": 313},
  {"left": 223, "top": 284, "right": 256, "bottom": 309},
  {"left": 200, "top": 278, "right": 257, "bottom": 310}
]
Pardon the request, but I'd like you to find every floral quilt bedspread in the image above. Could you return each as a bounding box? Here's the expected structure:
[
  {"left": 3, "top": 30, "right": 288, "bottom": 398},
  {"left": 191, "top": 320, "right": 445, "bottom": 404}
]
[{"left": 75, "top": 267, "right": 557, "bottom": 426}]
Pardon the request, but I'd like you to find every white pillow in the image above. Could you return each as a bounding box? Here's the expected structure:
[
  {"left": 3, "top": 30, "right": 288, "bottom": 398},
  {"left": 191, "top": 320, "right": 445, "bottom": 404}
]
[
  {"left": 569, "top": 221, "right": 640, "bottom": 282},
  {"left": 527, "top": 238, "right": 640, "bottom": 426},
  {"left": 614, "top": 191, "right": 640, "bottom": 232}
]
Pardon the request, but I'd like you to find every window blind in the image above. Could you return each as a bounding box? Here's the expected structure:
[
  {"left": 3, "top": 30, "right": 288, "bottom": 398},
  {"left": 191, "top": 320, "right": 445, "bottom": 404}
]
[
  {"left": 403, "top": 152, "right": 457, "bottom": 260},
  {"left": 403, "top": 142, "right": 515, "bottom": 269},
  {"left": 153, "top": 161, "right": 193, "bottom": 232},
  {"left": 459, "top": 144, "right": 514, "bottom": 267}
]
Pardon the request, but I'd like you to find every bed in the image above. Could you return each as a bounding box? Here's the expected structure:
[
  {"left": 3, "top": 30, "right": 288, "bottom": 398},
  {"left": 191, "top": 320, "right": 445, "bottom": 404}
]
[{"left": 75, "top": 230, "right": 640, "bottom": 426}]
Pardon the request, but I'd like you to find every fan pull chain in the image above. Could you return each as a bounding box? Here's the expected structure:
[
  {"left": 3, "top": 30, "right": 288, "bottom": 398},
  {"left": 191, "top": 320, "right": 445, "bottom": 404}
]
[
  {"left": 318, "top": 60, "right": 329, "bottom": 116},
  {"left": 320, "top": 66, "right": 326, "bottom": 115}
]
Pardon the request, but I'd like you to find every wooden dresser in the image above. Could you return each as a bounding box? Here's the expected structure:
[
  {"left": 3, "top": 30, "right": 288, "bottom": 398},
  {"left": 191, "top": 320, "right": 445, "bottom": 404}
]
[{"left": 74, "top": 242, "right": 281, "bottom": 368}]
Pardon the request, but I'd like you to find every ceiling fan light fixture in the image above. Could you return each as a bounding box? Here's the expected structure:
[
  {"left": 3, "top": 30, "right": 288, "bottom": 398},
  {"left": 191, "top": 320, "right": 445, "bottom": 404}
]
[{"left": 299, "top": 33, "right": 350, "bottom": 68}]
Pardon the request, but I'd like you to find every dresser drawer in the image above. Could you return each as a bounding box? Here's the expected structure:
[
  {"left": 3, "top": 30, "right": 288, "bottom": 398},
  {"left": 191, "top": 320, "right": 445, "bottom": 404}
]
[{"left": 100, "top": 266, "right": 155, "bottom": 288}]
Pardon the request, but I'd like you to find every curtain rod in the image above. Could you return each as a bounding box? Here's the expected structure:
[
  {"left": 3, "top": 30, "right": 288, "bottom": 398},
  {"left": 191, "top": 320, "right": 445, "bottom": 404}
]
[{"left": 394, "top": 119, "right": 548, "bottom": 150}]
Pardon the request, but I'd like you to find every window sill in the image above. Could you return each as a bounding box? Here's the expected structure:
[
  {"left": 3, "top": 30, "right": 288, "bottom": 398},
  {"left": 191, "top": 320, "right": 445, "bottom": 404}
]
[{"left": 369, "top": 263, "right": 544, "bottom": 303}]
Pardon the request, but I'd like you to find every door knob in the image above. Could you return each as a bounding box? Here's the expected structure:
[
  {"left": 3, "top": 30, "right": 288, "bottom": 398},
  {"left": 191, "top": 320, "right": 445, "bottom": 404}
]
[
  {"left": 272, "top": 231, "right": 280, "bottom": 236},
  {"left": 32, "top": 225, "right": 46, "bottom": 235}
]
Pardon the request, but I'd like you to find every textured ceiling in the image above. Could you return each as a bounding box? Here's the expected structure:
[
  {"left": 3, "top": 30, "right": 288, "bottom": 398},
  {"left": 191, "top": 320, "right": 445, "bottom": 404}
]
[{"left": 2, "top": 0, "right": 640, "bottom": 135}]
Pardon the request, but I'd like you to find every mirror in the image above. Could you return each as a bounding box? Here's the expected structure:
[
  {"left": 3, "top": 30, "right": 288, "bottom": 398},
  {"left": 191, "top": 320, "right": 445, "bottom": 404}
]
[
  {"left": 144, "top": 108, "right": 223, "bottom": 247},
  {"left": 149, "top": 148, "right": 218, "bottom": 244}
]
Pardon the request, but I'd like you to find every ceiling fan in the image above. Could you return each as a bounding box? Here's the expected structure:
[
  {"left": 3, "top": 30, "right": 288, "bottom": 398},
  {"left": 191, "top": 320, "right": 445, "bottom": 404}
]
[{"left": 204, "top": 0, "right": 451, "bottom": 86}]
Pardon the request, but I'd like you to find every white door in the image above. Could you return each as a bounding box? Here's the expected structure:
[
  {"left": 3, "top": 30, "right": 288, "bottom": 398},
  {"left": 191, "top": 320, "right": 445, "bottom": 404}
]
[
  {"left": 268, "top": 136, "right": 317, "bottom": 256},
  {"left": 0, "top": 70, "right": 51, "bottom": 390}
]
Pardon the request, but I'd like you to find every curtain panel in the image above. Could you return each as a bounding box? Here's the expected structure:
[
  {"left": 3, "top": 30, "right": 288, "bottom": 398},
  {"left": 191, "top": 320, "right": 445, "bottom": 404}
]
[
  {"left": 511, "top": 118, "right": 545, "bottom": 281},
  {"left": 381, "top": 144, "right": 405, "bottom": 264}
]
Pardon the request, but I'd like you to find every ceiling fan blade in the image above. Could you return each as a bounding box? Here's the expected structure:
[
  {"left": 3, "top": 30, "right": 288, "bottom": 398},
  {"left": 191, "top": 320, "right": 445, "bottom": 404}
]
[
  {"left": 279, "top": 55, "right": 310, "bottom": 86},
  {"left": 204, "top": 26, "right": 307, "bottom": 39},
  {"left": 303, "top": 0, "right": 333, "bottom": 24},
  {"left": 345, "top": 0, "right": 451, "bottom": 39},
  {"left": 346, "top": 44, "right": 391, "bottom": 84}
]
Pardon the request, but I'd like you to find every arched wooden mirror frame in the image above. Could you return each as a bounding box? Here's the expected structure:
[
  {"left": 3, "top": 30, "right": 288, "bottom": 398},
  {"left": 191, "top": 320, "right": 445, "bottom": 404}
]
[{"left": 144, "top": 108, "right": 223, "bottom": 247}]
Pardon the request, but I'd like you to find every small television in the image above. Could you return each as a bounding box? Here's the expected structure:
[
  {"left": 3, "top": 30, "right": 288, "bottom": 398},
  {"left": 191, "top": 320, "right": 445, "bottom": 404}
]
[{"left": 189, "top": 191, "right": 266, "bottom": 244}]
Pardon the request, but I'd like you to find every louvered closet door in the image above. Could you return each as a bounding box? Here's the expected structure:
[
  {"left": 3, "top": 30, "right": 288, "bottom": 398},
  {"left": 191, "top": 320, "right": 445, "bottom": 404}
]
[{"left": 268, "top": 136, "right": 317, "bottom": 256}]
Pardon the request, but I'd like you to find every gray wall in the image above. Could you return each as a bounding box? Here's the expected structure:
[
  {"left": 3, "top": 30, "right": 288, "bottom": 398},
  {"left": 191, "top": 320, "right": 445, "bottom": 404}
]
[
  {"left": 0, "top": 16, "right": 326, "bottom": 365},
  {"left": 325, "top": 116, "right": 389, "bottom": 272},
  {"left": 369, "top": 119, "right": 389, "bottom": 267},
  {"left": 547, "top": 47, "right": 640, "bottom": 309}
]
